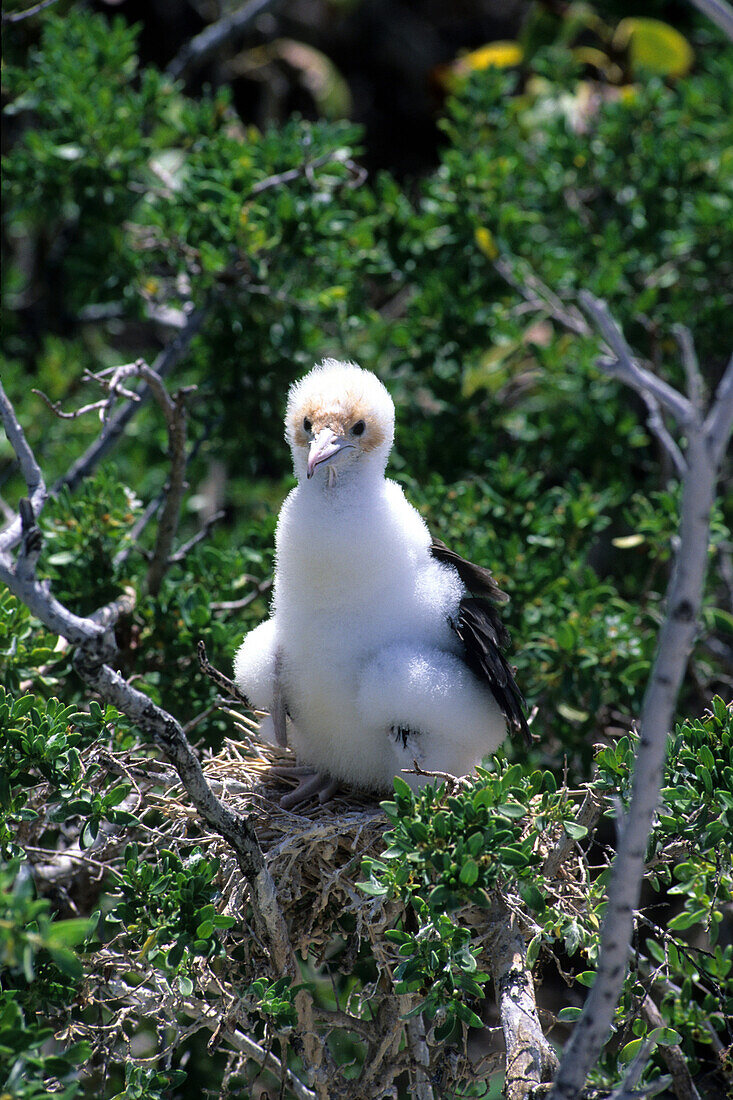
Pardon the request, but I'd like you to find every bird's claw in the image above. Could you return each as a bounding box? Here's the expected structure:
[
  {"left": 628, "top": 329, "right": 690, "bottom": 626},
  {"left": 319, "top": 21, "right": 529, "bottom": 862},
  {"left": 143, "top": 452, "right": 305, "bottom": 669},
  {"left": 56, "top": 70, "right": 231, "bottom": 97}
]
[{"left": 270, "top": 765, "right": 340, "bottom": 809}]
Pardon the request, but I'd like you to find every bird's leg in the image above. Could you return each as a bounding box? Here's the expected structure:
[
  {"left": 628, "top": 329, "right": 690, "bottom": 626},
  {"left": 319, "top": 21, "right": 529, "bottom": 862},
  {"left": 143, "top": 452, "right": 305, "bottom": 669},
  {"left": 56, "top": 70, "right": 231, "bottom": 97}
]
[
  {"left": 270, "top": 764, "right": 341, "bottom": 809},
  {"left": 271, "top": 647, "right": 288, "bottom": 748}
]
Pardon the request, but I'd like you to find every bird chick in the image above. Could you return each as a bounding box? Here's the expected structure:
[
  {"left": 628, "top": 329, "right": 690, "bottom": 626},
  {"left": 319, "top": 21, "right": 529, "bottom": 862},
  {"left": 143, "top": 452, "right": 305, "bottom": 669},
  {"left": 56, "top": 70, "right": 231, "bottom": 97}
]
[{"left": 234, "top": 359, "right": 529, "bottom": 806}]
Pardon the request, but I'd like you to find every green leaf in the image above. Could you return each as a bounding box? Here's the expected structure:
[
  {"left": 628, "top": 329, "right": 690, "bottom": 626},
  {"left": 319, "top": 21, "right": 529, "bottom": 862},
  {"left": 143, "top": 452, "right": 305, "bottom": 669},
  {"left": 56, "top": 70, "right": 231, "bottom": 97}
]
[
  {"left": 563, "top": 821, "right": 588, "bottom": 841},
  {"left": 557, "top": 1006, "right": 582, "bottom": 1022},
  {"left": 619, "top": 1037, "right": 644, "bottom": 1063},
  {"left": 497, "top": 846, "right": 529, "bottom": 867},
  {"left": 46, "top": 917, "right": 93, "bottom": 948},
  {"left": 356, "top": 881, "right": 388, "bottom": 897},
  {"left": 434, "top": 1014, "right": 458, "bottom": 1042},
  {"left": 47, "top": 946, "right": 83, "bottom": 980},
  {"left": 668, "top": 909, "right": 706, "bottom": 931},
  {"left": 456, "top": 1003, "right": 483, "bottom": 1028},
  {"left": 526, "top": 934, "right": 542, "bottom": 967},
  {"left": 649, "top": 1026, "right": 683, "bottom": 1047},
  {"left": 392, "top": 776, "right": 413, "bottom": 802},
  {"left": 459, "top": 858, "right": 479, "bottom": 887},
  {"left": 518, "top": 882, "right": 546, "bottom": 912}
]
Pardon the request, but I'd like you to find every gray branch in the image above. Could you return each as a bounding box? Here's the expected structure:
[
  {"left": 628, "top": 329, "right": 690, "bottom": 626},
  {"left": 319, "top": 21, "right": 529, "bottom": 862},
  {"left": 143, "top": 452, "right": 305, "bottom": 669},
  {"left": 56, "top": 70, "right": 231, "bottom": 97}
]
[
  {"left": 686, "top": 0, "right": 733, "bottom": 41},
  {"left": 54, "top": 306, "right": 206, "bottom": 495},
  {"left": 579, "top": 292, "right": 695, "bottom": 430},
  {"left": 0, "top": 382, "right": 48, "bottom": 555},
  {"left": 549, "top": 305, "right": 733, "bottom": 1098},
  {"left": 0, "top": 388, "right": 299, "bottom": 987},
  {"left": 485, "top": 898, "right": 558, "bottom": 1099},
  {"left": 167, "top": 0, "right": 283, "bottom": 82}
]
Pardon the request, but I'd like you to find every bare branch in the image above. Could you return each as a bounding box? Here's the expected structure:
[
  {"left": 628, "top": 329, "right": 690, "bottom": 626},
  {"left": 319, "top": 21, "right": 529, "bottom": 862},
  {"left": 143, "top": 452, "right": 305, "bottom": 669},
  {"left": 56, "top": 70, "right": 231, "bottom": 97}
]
[
  {"left": 113, "top": 494, "right": 163, "bottom": 568},
  {"left": 144, "top": 375, "right": 197, "bottom": 596},
  {"left": 404, "top": 1016, "right": 434, "bottom": 1100},
  {"left": 55, "top": 305, "right": 206, "bottom": 495},
  {"left": 197, "top": 640, "right": 252, "bottom": 708},
  {"left": 0, "top": 382, "right": 48, "bottom": 555},
  {"left": 673, "top": 324, "right": 705, "bottom": 413},
  {"left": 549, "top": 302, "right": 733, "bottom": 1099},
  {"left": 493, "top": 258, "right": 590, "bottom": 338},
  {"left": 0, "top": 505, "right": 112, "bottom": 652},
  {"left": 636, "top": 388, "right": 687, "bottom": 477},
  {"left": 641, "top": 995, "right": 702, "bottom": 1100},
  {"left": 168, "top": 510, "right": 226, "bottom": 563},
  {"left": 685, "top": 0, "right": 733, "bottom": 42},
  {"left": 704, "top": 351, "right": 733, "bottom": 468},
  {"left": 89, "top": 586, "right": 137, "bottom": 630},
  {"left": 579, "top": 292, "right": 696, "bottom": 430},
  {"left": 104, "top": 979, "right": 317, "bottom": 1100},
  {"left": 0, "top": 391, "right": 300, "bottom": 992},
  {"left": 2, "top": 0, "right": 59, "bottom": 23},
  {"left": 485, "top": 898, "right": 558, "bottom": 1099},
  {"left": 31, "top": 387, "right": 117, "bottom": 421},
  {"left": 608, "top": 1043, "right": 672, "bottom": 1100},
  {"left": 167, "top": 0, "right": 283, "bottom": 81},
  {"left": 210, "top": 575, "right": 273, "bottom": 613}
]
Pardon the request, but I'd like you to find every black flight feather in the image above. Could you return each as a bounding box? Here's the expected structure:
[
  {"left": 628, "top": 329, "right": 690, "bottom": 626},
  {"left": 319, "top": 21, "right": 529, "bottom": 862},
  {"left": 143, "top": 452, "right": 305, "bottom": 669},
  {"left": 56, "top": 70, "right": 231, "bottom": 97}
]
[
  {"left": 430, "top": 537, "right": 509, "bottom": 604},
  {"left": 429, "top": 539, "right": 532, "bottom": 747}
]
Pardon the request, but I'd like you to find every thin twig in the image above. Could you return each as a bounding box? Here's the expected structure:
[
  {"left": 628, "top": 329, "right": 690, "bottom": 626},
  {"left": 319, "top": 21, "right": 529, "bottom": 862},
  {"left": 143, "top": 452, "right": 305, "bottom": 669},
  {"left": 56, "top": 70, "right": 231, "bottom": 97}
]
[
  {"left": 169, "top": 510, "right": 226, "bottom": 563},
  {"left": 2, "top": 0, "right": 59, "bottom": 23},
  {"left": 211, "top": 576, "right": 273, "bottom": 613},
  {"left": 145, "top": 375, "right": 197, "bottom": 596},
  {"left": 543, "top": 790, "right": 602, "bottom": 880},
  {"left": 167, "top": 0, "right": 283, "bottom": 81},
  {"left": 54, "top": 306, "right": 206, "bottom": 495},
  {"left": 579, "top": 293, "right": 695, "bottom": 429},
  {"left": 493, "top": 258, "right": 590, "bottom": 338},
  {"left": 673, "top": 324, "right": 704, "bottom": 414},
  {"left": 197, "top": 640, "right": 252, "bottom": 708},
  {"left": 0, "top": 383, "right": 48, "bottom": 556},
  {"left": 685, "top": 0, "right": 733, "bottom": 42}
]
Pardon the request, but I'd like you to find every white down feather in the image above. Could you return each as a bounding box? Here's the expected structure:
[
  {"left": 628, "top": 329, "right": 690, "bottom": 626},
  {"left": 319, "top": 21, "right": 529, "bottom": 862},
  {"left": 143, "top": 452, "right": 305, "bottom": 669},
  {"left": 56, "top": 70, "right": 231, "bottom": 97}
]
[{"left": 234, "top": 360, "right": 507, "bottom": 792}]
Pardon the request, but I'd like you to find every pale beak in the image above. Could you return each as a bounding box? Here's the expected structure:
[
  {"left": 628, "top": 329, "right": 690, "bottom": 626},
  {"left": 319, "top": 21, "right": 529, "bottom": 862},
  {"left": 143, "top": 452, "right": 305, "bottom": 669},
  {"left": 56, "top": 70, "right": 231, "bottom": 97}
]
[{"left": 307, "top": 428, "right": 353, "bottom": 479}]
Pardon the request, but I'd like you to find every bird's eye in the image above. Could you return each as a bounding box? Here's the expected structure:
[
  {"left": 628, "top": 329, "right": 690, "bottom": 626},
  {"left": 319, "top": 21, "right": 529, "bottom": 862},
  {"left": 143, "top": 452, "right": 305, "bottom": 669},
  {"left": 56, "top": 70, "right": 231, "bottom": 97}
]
[
  {"left": 303, "top": 417, "right": 312, "bottom": 433},
  {"left": 351, "top": 420, "right": 366, "bottom": 437}
]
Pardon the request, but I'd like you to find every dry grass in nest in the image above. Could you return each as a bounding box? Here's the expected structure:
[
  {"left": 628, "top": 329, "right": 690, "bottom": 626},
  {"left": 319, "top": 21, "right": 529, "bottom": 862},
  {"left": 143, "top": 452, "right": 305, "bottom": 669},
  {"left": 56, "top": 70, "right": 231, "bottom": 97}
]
[{"left": 148, "top": 711, "right": 399, "bottom": 960}]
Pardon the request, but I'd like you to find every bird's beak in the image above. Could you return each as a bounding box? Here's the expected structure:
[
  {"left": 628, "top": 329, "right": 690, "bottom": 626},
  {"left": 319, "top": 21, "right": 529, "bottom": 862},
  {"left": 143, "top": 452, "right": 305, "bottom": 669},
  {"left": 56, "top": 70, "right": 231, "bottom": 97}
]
[{"left": 307, "top": 428, "right": 353, "bottom": 479}]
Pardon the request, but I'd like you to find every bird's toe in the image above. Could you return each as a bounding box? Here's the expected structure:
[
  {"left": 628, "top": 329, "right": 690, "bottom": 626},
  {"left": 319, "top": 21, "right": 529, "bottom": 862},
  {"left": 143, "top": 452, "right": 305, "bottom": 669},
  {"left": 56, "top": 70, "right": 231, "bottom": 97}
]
[{"left": 276, "top": 767, "right": 340, "bottom": 809}]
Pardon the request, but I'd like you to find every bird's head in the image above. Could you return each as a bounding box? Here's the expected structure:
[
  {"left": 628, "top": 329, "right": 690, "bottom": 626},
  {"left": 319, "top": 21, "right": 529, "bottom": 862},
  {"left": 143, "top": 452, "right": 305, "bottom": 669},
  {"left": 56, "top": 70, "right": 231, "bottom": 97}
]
[{"left": 285, "top": 360, "right": 395, "bottom": 487}]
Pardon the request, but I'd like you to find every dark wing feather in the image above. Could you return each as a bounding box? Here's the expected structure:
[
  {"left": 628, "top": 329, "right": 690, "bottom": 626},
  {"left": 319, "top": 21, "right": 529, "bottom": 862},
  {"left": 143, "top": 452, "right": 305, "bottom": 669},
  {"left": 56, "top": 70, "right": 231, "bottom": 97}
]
[
  {"left": 429, "top": 539, "right": 531, "bottom": 746},
  {"left": 452, "top": 597, "right": 532, "bottom": 746},
  {"left": 430, "top": 537, "right": 509, "bottom": 604}
]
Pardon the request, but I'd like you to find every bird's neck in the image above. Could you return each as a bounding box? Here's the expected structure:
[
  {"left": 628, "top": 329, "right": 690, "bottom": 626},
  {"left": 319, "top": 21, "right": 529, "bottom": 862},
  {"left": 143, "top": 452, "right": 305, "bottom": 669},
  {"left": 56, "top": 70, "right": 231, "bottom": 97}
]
[{"left": 301, "top": 461, "right": 385, "bottom": 512}]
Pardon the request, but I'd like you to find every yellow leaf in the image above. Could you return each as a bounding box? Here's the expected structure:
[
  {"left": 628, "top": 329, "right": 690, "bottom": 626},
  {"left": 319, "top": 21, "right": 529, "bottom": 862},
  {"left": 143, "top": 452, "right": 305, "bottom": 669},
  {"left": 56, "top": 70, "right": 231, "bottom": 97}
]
[
  {"left": 461, "top": 41, "right": 523, "bottom": 72},
  {"left": 572, "top": 46, "right": 623, "bottom": 83},
  {"left": 475, "top": 226, "right": 498, "bottom": 260},
  {"left": 614, "top": 18, "right": 693, "bottom": 79},
  {"left": 438, "top": 41, "right": 523, "bottom": 91},
  {"left": 612, "top": 534, "right": 646, "bottom": 549}
]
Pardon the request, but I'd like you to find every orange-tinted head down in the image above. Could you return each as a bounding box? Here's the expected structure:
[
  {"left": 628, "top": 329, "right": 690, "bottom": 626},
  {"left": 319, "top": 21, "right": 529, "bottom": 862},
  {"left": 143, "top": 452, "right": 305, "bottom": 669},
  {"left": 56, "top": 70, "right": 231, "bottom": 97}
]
[{"left": 285, "top": 360, "right": 395, "bottom": 480}]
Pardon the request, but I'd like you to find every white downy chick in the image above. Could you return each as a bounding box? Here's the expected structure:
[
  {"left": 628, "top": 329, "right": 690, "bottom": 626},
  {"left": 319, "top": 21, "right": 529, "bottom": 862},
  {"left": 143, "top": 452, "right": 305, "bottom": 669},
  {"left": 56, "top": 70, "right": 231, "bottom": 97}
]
[{"left": 234, "top": 359, "right": 529, "bottom": 805}]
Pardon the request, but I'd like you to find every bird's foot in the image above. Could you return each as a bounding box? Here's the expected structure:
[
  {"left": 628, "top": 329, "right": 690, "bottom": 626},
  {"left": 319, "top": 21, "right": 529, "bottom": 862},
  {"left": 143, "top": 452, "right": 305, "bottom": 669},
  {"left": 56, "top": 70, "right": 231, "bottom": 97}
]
[{"left": 270, "top": 765, "right": 340, "bottom": 809}]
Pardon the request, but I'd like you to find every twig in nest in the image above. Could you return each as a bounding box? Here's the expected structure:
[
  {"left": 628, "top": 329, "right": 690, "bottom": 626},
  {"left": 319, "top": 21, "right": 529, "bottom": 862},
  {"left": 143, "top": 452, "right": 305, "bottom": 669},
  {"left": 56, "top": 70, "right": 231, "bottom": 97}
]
[
  {"left": 197, "top": 640, "right": 251, "bottom": 708},
  {"left": 402, "top": 760, "right": 470, "bottom": 793}
]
